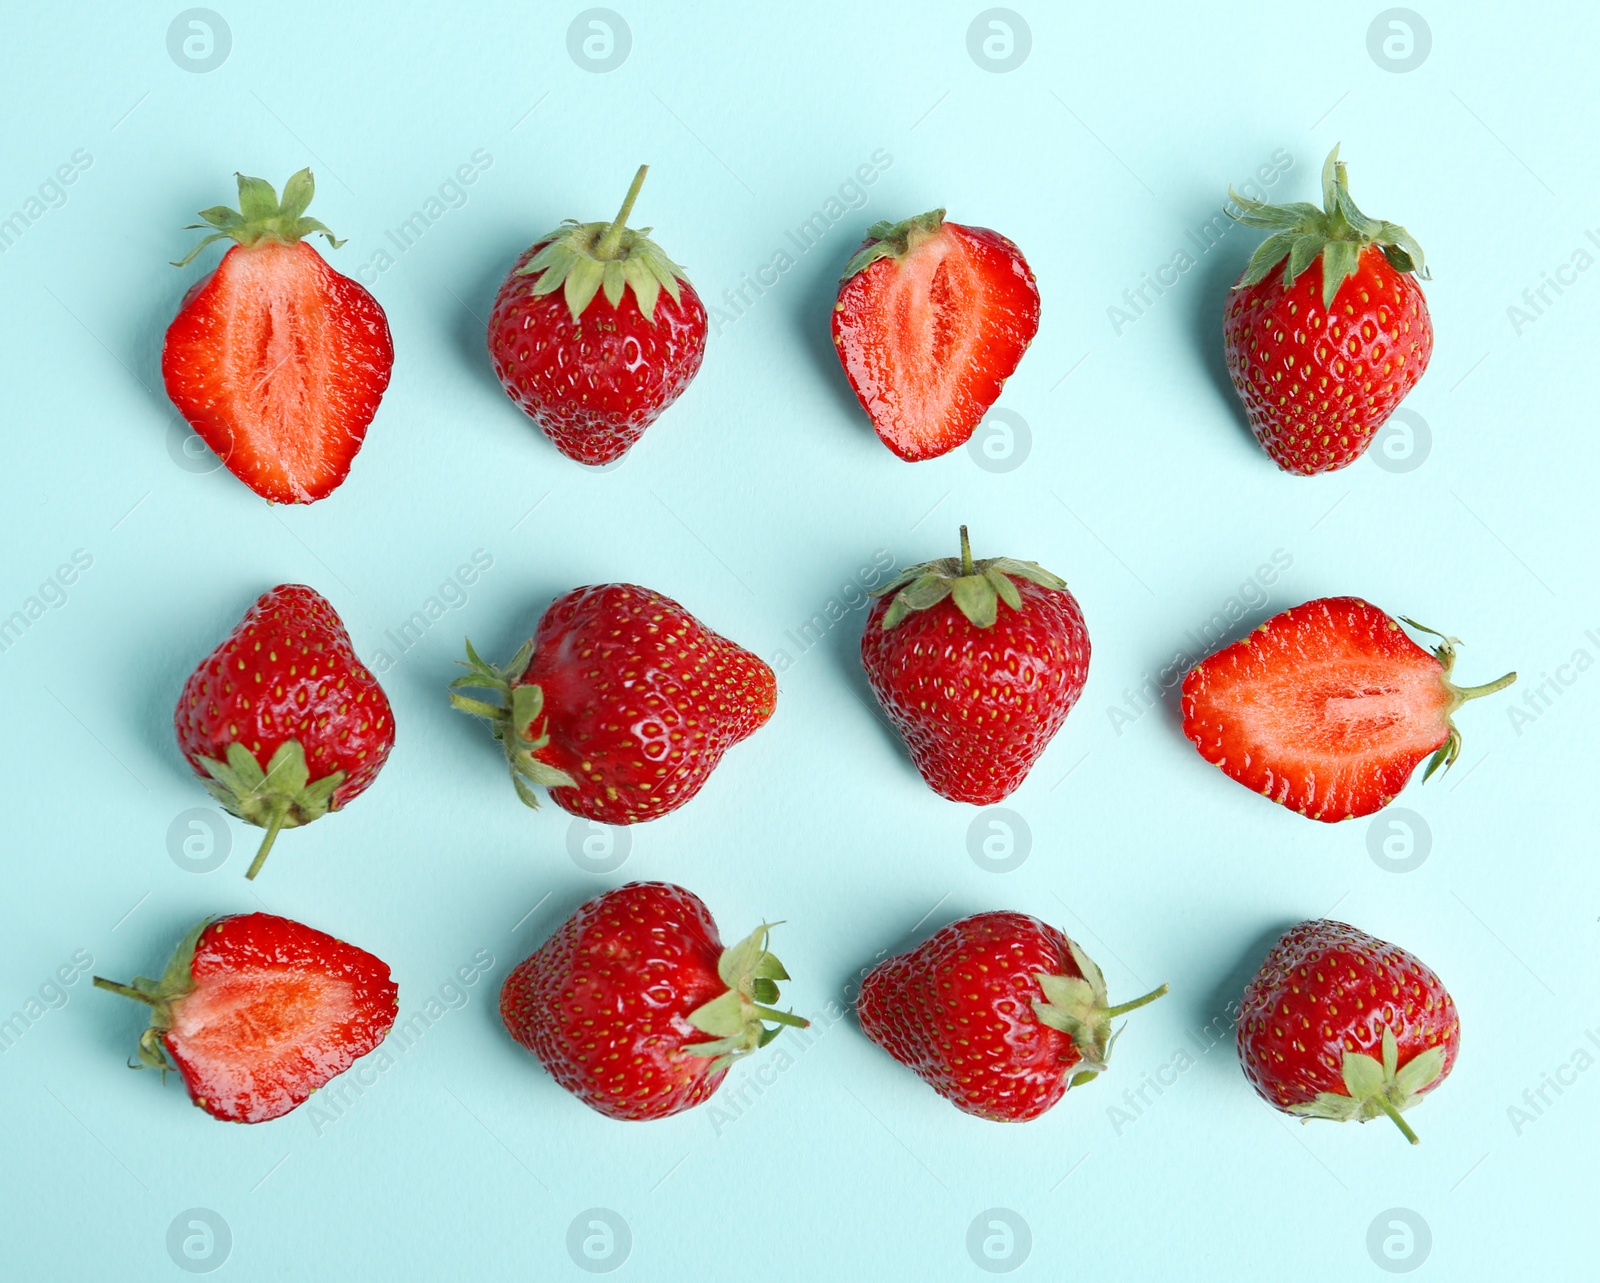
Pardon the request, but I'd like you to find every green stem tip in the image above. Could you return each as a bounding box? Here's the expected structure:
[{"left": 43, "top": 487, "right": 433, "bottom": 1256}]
[
  {"left": 1101, "top": 983, "right": 1170, "bottom": 1020},
  {"left": 1452, "top": 670, "right": 1517, "bottom": 703},
  {"left": 594, "top": 164, "right": 648, "bottom": 261},
  {"left": 91, "top": 977, "right": 160, "bottom": 1005},
  {"left": 1374, "top": 1093, "right": 1422, "bottom": 1145},
  {"left": 245, "top": 797, "right": 291, "bottom": 881}
]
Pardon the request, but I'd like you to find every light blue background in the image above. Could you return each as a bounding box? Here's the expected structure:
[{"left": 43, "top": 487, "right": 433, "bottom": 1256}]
[{"left": 1, "top": 1, "right": 1592, "bottom": 1277}]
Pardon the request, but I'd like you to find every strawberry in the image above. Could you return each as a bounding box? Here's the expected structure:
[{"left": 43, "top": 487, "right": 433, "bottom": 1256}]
[
  {"left": 860, "top": 527, "right": 1089, "bottom": 804},
  {"left": 500, "top": 882, "right": 805, "bottom": 1120},
  {"left": 858, "top": 911, "right": 1165, "bottom": 1122},
  {"left": 1223, "top": 146, "right": 1432, "bottom": 474},
  {"left": 450, "top": 583, "right": 774, "bottom": 824},
  {"left": 93, "top": 913, "right": 398, "bottom": 1124},
  {"left": 162, "top": 169, "right": 393, "bottom": 503},
  {"left": 1181, "top": 597, "right": 1514, "bottom": 822},
  {"left": 1237, "top": 920, "right": 1459, "bottom": 1145},
  {"left": 175, "top": 585, "right": 395, "bottom": 878},
  {"left": 832, "top": 209, "right": 1039, "bottom": 461},
  {"left": 488, "top": 165, "right": 707, "bottom": 465}
]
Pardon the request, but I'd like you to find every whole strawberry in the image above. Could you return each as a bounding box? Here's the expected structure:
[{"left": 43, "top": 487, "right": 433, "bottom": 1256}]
[
  {"left": 501, "top": 882, "right": 805, "bottom": 1120},
  {"left": 450, "top": 584, "right": 773, "bottom": 824},
  {"left": 175, "top": 585, "right": 394, "bottom": 878},
  {"left": 861, "top": 527, "right": 1089, "bottom": 803},
  {"left": 163, "top": 169, "right": 393, "bottom": 503},
  {"left": 858, "top": 911, "right": 1165, "bottom": 1122},
  {"left": 1181, "top": 597, "right": 1514, "bottom": 821},
  {"left": 1237, "top": 920, "right": 1459, "bottom": 1144},
  {"left": 1223, "top": 146, "right": 1432, "bottom": 474},
  {"left": 94, "top": 913, "right": 398, "bottom": 1123},
  {"left": 488, "top": 165, "right": 707, "bottom": 465},
  {"left": 833, "top": 210, "right": 1039, "bottom": 461}
]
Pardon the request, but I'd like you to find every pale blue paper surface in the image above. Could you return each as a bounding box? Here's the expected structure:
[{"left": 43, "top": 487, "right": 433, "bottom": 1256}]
[{"left": 0, "top": 2, "right": 1591, "bottom": 1277}]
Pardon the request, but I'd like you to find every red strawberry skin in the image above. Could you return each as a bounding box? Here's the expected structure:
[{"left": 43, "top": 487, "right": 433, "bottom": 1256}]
[
  {"left": 499, "top": 883, "right": 733, "bottom": 1121},
  {"left": 175, "top": 585, "right": 394, "bottom": 809},
  {"left": 103, "top": 913, "right": 398, "bottom": 1124},
  {"left": 488, "top": 243, "right": 707, "bottom": 465},
  {"left": 1237, "top": 920, "right": 1458, "bottom": 1119},
  {"left": 858, "top": 912, "right": 1097, "bottom": 1122},
  {"left": 163, "top": 241, "right": 393, "bottom": 503},
  {"left": 861, "top": 576, "right": 1089, "bottom": 804},
  {"left": 470, "top": 584, "right": 774, "bottom": 824},
  {"left": 1180, "top": 596, "right": 1512, "bottom": 822},
  {"left": 833, "top": 216, "right": 1039, "bottom": 461},
  {"left": 1223, "top": 245, "right": 1431, "bottom": 475}
]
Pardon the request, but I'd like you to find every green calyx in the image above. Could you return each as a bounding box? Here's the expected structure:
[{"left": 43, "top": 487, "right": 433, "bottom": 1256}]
[
  {"left": 1397, "top": 616, "right": 1517, "bottom": 782},
  {"left": 871, "top": 526, "right": 1066, "bottom": 630},
  {"left": 92, "top": 918, "right": 212, "bottom": 1074},
  {"left": 173, "top": 168, "right": 342, "bottom": 268},
  {"left": 196, "top": 740, "right": 344, "bottom": 880},
  {"left": 1229, "top": 145, "right": 1428, "bottom": 309},
  {"left": 682, "top": 923, "right": 809, "bottom": 1074},
  {"left": 449, "top": 638, "right": 578, "bottom": 809},
  {"left": 1286, "top": 1027, "right": 1447, "bottom": 1145},
  {"left": 1030, "top": 937, "right": 1168, "bottom": 1089},
  {"left": 513, "top": 163, "right": 689, "bottom": 324},
  {"left": 841, "top": 208, "right": 946, "bottom": 280}
]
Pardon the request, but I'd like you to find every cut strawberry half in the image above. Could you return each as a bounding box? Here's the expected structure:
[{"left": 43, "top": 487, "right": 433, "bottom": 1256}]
[
  {"left": 94, "top": 913, "right": 398, "bottom": 1123},
  {"left": 162, "top": 170, "right": 393, "bottom": 504},
  {"left": 832, "top": 210, "right": 1039, "bottom": 461},
  {"left": 1181, "top": 597, "right": 1515, "bottom": 821}
]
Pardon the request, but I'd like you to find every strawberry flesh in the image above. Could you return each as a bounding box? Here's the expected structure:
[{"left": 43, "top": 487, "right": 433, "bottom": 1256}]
[
  {"left": 163, "top": 241, "right": 393, "bottom": 503},
  {"left": 98, "top": 913, "right": 397, "bottom": 1124},
  {"left": 1182, "top": 597, "right": 1455, "bottom": 821},
  {"left": 833, "top": 220, "right": 1039, "bottom": 461}
]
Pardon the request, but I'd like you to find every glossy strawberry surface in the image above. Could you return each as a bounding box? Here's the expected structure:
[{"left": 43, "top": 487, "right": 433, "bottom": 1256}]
[
  {"left": 175, "top": 584, "right": 393, "bottom": 808},
  {"left": 488, "top": 243, "right": 707, "bottom": 465},
  {"left": 861, "top": 575, "right": 1088, "bottom": 804},
  {"left": 507, "top": 584, "right": 774, "bottom": 823}
]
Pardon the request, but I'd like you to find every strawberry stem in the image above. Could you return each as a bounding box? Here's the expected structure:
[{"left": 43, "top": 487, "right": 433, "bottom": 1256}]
[
  {"left": 594, "top": 165, "right": 648, "bottom": 261},
  {"left": 92, "top": 977, "right": 160, "bottom": 1006},
  {"left": 245, "top": 797, "right": 291, "bottom": 881},
  {"left": 958, "top": 525, "right": 975, "bottom": 577},
  {"left": 1451, "top": 670, "right": 1517, "bottom": 703},
  {"left": 1373, "top": 1093, "right": 1421, "bottom": 1145},
  {"left": 1101, "top": 983, "right": 1170, "bottom": 1019}
]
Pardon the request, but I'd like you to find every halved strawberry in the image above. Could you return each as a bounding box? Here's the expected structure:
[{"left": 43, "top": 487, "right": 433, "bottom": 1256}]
[
  {"left": 162, "top": 169, "right": 393, "bottom": 504},
  {"left": 94, "top": 913, "right": 398, "bottom": 1124},
  {"left": 832, "top": 210, "right": 1039, "bottom": 461},
  {"left": 1181, "top": 597, "right": 1515, "bottom": 821}
]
